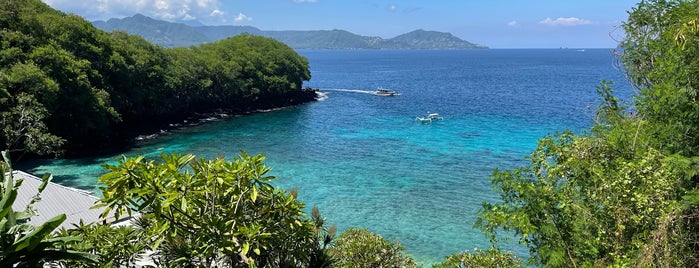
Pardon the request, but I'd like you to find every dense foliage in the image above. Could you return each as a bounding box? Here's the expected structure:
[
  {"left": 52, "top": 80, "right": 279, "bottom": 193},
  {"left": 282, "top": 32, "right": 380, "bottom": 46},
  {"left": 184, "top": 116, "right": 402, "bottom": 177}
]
[
  {"left": 431, "top": 247, "right": 522, "bottom": 268},
  {"left": 58, "top": 222, "right": 150, "bottom": 268},
  {"left": 95, "top": 152, "right": 332, "bottom": 267},
  {"left": 478, "top": 0, "right": 699, "bottom": 267},
  {"left": 327, "top": 228, "right": 417, "bottom": 268},
  {"left": 0, "top": 0, "right": 314, "bottom": 157}
]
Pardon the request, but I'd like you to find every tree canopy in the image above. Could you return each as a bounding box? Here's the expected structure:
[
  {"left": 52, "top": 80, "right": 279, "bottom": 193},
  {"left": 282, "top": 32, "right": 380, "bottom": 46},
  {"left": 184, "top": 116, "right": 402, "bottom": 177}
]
[
  {"left": 478, "top": 0, "right": 699, "bottom": 267},
  {"left": 0, "top": 0, "right": 314, "bottom": 157},
  {"left": 94, "top": 152, "right": 331, "bottom": 267}
]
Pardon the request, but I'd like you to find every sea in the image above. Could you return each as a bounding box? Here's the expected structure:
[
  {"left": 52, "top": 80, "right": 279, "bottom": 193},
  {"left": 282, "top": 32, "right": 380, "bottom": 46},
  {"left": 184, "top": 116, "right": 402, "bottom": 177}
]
[{"left": 17, "top": 49, "right": 633, "bottom": 265}]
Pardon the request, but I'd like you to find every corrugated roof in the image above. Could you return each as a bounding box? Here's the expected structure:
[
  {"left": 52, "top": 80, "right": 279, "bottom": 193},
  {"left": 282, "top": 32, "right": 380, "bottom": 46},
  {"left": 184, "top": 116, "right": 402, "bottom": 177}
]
[{"left": 9, "top": 170, "right": 116, "bottom": 229}]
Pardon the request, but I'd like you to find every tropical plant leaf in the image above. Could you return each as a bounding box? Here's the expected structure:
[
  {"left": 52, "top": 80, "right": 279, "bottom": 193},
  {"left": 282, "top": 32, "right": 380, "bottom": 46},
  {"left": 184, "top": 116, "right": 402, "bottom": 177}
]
[{"left": 11, "top": 214, "right": 66, "bottom": 252}]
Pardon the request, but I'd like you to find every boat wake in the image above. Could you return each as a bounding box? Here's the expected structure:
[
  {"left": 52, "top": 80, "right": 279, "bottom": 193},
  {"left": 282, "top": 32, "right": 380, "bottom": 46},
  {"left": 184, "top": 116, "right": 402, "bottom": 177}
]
[
  {"left": 321, "top": 88, "right": 378, "bottom": 94},
  {"left": 321, "top": 88, "right": 400, "bottom": 96},
  {"left": 315, "top": 91, "right": 329, "bottom": 101}
]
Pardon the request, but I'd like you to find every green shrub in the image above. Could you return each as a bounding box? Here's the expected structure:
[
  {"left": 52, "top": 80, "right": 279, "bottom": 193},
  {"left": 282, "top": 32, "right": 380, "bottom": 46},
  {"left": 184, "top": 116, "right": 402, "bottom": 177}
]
[
  {"left": 432, "top": 247, "right": 521, "bottom": 268},
  {"left": 328, "top": 228, "right": 417, "bottom": 268}
]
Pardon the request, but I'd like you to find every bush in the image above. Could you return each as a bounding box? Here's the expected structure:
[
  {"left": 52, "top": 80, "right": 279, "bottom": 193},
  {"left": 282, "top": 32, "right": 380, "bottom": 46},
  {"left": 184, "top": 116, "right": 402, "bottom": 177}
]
[
  {"left": 432, "top": 247, "right": 521, "bottom": 268},
  {"left": 328, "top": 228, "right": 416, "bottom": 268}
]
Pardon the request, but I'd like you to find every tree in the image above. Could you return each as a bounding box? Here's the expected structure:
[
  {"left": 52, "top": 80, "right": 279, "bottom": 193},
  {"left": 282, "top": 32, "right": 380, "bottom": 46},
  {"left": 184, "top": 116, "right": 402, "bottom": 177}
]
[
  {"left": 96, "top": 152, "right": 330, "bottom": 267},
  {"left": 327, "top": 228, "right": 417, "bottom": 268},
  {"left": 1, "top": 93, "right": 64, "bottom": 157},
  {"left": 619, "top": 0, "right": 699, "bottom": 155},
  {"left": 477, "top": 131, "right": 685, "bottom": 267},
  {"left": 618, "top": 0, "right": 699, "bottom": 265},
  {"left": 0, "top": 61, "right": 65, "bottom": 157},
  {"left": 478, "top": 1, "right": 699, "bottom": 266},
  {"left": 57, "top": 221, "right": 151, "bottom": 268},
  {"left": 1, "top": 0, "right": 315, "bottom": 156},
  {"left": 431, "top": 247, "right": 522, "bottom": 268}
]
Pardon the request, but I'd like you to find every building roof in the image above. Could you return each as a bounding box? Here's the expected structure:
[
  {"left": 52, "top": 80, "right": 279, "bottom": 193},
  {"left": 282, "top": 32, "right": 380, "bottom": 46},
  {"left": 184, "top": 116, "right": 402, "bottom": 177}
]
[{"left": 10, "top": 170, "right": 116, "bottom": 229}]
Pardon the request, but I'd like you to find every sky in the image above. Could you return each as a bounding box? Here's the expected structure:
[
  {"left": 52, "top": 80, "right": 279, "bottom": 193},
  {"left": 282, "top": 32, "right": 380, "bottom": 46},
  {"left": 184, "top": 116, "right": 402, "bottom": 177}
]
[{"left": 41, "top": 0, "right": 641, "bottom": 48}]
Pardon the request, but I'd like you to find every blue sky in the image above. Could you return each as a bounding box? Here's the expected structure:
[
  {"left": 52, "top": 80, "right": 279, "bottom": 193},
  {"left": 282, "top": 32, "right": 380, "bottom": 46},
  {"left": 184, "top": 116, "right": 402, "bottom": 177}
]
[{"left": 42, "top": 0, "right": 640, "bottom": 48}]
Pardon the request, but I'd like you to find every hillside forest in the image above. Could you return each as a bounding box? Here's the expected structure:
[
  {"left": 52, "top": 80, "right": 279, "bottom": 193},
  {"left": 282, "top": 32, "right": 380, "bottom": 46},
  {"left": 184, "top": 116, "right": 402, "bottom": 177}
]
[{"left": 0, "top": 0, "right": 315, "bottom": 158}]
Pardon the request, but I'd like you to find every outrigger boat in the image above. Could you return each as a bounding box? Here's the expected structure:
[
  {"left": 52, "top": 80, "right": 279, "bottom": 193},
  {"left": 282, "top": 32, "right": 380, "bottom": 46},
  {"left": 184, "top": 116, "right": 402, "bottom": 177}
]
[
  {"left": 375, "top": 87, "right": 399, "bottom": 96},
  {"left": 416, "top": 112, "right": 443, "bottom": 123}
]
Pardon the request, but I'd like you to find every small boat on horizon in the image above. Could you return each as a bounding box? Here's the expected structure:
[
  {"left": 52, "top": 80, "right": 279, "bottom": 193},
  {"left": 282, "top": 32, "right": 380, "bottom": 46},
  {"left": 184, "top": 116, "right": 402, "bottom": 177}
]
[{"left": 375, "top": 87, "right": 399, "bottom": 96}]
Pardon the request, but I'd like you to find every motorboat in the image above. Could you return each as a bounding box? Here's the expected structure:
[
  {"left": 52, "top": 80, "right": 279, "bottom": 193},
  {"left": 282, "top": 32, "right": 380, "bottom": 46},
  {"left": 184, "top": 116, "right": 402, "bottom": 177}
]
[
  {"left": 375, "top": 87, "right": 398, "bottom": 96},
  {"left": 416, "top": 112, "right": 443, "bottom": 123},
  {"left": 427, "top": 113, "right": 443, "bottom": 120}
]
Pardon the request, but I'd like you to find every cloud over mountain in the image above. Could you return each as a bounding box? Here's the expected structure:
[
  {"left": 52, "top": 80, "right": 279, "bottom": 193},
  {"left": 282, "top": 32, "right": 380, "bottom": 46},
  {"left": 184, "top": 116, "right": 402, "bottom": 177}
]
[
  {"left": 539, "top": 17, "right": 593, "bottom": 26},
  {"left": 43, "top": 0, "right": 226, "bottom": 23},
  {"left": 234, "top": 13, "right": 252, "bottom": 22}
]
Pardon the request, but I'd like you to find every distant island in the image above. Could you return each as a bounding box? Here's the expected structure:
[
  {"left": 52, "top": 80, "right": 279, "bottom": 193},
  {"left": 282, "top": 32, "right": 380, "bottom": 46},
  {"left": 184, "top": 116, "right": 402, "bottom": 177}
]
[{"left": 92, "top": 14, "right": 488, "bottom": 50}]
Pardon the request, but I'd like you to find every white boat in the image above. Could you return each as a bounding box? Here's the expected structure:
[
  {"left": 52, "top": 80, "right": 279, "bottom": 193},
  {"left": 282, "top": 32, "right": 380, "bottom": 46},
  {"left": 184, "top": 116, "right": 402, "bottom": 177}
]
[
  {"left": 375, "top": 87, "right": 398, "bottom": 96},
  {"left": 416, "top": 112, "right": 443, "bottom": 123},
  {"left": 427, "top": 113, "right": 443, "bottom": 120}
]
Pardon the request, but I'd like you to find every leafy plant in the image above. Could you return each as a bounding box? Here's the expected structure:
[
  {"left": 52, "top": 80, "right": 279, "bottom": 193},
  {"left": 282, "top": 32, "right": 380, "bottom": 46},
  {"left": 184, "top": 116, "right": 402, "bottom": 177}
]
[
  {"left": 96, "top": 152, "right": 329, "bottom": 267},
  {"left": 57, "top": 221, "right": 152, "bottom": 268},
  {"left": 477, "top": 1, "right": 699, "bottom": 267},
  {"left": 431, "top": 247, "right": 521, "bottom": 268},
  {"left": 0, "top": 150, "right": 96, "bottom": 266},
  {"left": 327, "top": 228, "right": 417, "bottom": 268}
]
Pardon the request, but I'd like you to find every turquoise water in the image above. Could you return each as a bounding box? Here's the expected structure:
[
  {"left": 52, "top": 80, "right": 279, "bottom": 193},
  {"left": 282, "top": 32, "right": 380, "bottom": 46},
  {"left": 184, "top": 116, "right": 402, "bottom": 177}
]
[{"left": 18, "top": 49, "right": 632, "bottom": 265}]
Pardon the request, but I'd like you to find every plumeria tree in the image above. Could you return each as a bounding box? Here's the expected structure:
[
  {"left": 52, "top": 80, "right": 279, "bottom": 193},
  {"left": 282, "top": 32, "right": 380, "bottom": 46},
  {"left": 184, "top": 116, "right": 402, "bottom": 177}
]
[{"left": 95, "top": 152, "right": 332, "bottom": 267}]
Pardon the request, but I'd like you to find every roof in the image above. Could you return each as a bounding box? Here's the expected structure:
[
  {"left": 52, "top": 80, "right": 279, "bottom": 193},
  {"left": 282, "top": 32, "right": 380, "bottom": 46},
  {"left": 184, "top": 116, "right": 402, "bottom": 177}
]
[{"left": 10, "top": 170, "right": 116, "bottom": 229}]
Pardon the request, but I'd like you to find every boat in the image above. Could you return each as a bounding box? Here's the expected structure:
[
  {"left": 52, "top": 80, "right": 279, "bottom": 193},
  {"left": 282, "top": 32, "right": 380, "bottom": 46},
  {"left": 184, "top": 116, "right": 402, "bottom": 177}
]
[
  {"left": 427, "top": 113, "right": 443, "bottom": 120},
  {"left": 415, "top": 116, "right": 432, "bottom": 123},
  {"left": 415, "top": 112, "right": 443, "bottom": 123},
  {"left": 375, "top": 87, "right": 398, "bottom": 96}
]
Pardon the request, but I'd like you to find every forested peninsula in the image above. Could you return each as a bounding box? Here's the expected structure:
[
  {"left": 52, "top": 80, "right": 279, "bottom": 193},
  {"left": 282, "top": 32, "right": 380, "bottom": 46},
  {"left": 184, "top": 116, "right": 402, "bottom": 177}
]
[{"left": 0, "top": 0, "right": 316, "bottom": 157}]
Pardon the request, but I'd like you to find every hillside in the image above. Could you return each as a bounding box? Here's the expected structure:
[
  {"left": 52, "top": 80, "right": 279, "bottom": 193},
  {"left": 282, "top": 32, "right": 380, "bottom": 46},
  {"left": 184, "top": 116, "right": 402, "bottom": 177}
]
[
  {"left": 92, "top": 14, "right": 211, "bottom": 47},
  {"left": 1, "top": 0, "right": 314, "bottom": 156},
  {"left": 93, "top": 14, "right": 487, "bottom": 49}
]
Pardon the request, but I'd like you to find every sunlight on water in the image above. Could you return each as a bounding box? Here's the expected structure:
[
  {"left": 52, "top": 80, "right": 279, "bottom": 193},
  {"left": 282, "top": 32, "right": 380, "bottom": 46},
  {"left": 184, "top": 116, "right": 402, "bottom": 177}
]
[{"left": 18, "top": 49, "right": 632, "bottom": 265}]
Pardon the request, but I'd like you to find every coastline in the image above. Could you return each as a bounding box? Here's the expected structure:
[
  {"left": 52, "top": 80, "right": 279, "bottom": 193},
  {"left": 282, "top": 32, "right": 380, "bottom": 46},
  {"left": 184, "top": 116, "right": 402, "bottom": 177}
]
[{"left": 53, "top": 88, "right": 320, "bottom": 159}]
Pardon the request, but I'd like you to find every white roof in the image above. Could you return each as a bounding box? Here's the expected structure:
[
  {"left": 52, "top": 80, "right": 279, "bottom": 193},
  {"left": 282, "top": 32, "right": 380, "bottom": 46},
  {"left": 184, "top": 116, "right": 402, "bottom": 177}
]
[{"left": 10, "top": 170, "right": 115, "bottom": 229}]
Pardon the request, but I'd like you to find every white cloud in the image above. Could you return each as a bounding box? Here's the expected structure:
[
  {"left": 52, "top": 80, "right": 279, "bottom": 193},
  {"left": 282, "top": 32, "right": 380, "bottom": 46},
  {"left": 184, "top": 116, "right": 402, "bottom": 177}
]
[
  {"left": 539, "top": 17, "right": 593, "bottom": 26},
  {"left": 234, "top": 12, "right": 252, "bottom": 22},
  {"left": 388, "top": 5, "right": 397, "bottom": 12},
  {"left": 41, "top": 0, "right": 226, "bottom": 24},
  {"left": 507, "top": 20, "right": 518, "bottom": 27},
  {"left": 210, "top": 9, "right": 224, "bottom": 17}
]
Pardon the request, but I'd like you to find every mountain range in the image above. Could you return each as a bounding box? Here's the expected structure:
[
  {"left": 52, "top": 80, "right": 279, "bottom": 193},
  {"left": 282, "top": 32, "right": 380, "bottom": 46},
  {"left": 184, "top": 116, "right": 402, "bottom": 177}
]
[{"left": 92, "top": 14, "right": 487, "bottom": 50}]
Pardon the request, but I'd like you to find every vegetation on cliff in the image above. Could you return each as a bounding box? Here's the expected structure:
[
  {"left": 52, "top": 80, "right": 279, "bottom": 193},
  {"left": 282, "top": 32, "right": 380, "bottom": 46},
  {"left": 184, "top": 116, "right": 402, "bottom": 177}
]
[
  {"left": 0, "top": 0, "right": 314, "bottom": 157},
  {"left": 478, "top": 0, "right": 699, "bottom": 266}
]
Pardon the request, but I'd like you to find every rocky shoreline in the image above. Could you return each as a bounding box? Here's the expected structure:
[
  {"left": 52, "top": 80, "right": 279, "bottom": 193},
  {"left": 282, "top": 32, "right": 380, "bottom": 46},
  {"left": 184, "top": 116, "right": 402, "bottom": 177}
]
[{"left": 65, "top": 88, "right": 320, "bottom": 158}]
